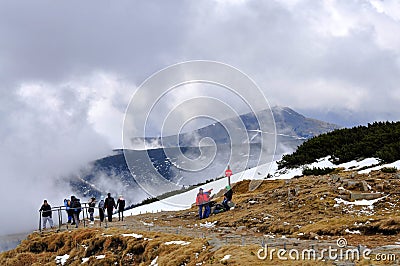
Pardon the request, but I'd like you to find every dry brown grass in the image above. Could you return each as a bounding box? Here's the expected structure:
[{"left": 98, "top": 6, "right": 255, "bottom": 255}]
[{"left": 3, "top": 170, "right": 400, "bottom": 265}]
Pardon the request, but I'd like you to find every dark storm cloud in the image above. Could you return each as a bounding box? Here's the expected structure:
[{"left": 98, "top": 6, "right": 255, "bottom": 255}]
[{"left": 0, "top": 0, "right": 191, "bottom": 84}]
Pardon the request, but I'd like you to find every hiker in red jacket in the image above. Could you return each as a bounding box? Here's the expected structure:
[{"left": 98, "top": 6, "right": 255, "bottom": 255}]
[{"left": 196, "top": 188, "right": 213, "bottom": 219}]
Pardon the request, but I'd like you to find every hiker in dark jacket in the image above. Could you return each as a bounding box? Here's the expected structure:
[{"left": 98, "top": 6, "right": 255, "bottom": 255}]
[
  {"left": 71, "top": 196, "right": 81, "bottom": 228},
  {"left": 116, "top": 195, "right": 126, "bottom": 221},
  {"left": 222, "top": 185, "right": 233, "bottom": 211},
  {"left": 88, "top": 197, "right": 96, "bottom": 224},
  {"left": 39, "top": 200, "right": 53, "bottom": 229},
  {"left": 104, "top": 193, "right": 116, "bottom": 222}
]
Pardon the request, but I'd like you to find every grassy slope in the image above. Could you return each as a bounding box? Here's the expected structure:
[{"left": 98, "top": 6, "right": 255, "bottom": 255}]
[{"left": 2, "top": 169, "right": 400, "bottom": 265}]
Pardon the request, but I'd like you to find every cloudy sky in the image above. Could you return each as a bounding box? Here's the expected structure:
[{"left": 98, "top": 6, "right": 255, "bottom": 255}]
[{"left": 1, "top": 0, "right": 400, "bottom": 234}]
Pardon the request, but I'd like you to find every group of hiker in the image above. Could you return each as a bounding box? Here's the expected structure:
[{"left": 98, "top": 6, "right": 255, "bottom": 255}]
[
  {"left": 195, "top": 185, "right": 233, "bottom": 219},
  {"left": 39, "top": 193, "right": 126, "bottom": 229},
  {"left": 39, "top": 183, "right": 235, "bottom": 229}
]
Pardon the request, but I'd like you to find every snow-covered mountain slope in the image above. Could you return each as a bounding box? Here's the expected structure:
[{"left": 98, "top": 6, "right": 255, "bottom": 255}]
[
  {"left": 73, "top": 107, "right": 339, "bottom": 206},
  {"left": 122, "top": 157, "right": 400, "bottom": 217}
]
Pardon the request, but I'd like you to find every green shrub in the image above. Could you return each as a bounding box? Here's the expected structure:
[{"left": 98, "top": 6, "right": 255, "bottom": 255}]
[
  {"left": 302, "top": 167, "right": 335, "bottom": 176},
  {"left": 278, "top": 121, "right": 400, "bottom": 169},
  {"left": 381, "top": 167, "right": 397, "bottom": 173}
]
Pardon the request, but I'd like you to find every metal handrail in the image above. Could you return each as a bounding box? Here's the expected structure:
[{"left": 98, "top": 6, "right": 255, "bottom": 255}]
[{"left": 38, "top": 202, "right": 112, "bottom": 232}]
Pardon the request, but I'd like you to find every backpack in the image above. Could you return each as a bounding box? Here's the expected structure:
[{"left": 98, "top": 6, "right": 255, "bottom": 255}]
[
  {"left": 213, "top": 203, "right": 226, "bottom": 214},
  {"left": 74, "top": 199, "right": 82, "bottom": 212}
]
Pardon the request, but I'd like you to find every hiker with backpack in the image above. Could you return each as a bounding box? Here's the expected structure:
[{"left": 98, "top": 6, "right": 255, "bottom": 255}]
[
  {"left": 71, "top": 196, "right": 81, "bottom": 228},
  {"left": 104, "top": 193, "right": 116, "bottom": 222},
  {"left": 196, "top": 188, "right": 213, "bottom": 219},
  {"left": 39, "top": 199, "right": 54, "bottom": 229},
  {"left": 222, "top": 185, "right": 233, "bottom": 211},
  {"left": 116, "top": 195, "right": 126, "bottom": 221},
  {"left": 63, "top": 198, "right": 73, "bottom": 224},
  {"left": 98, "top": 196, "right": 105, "bottom": 222},
  {"left": 88, "top": 197, "right": 96, "bottom": 224}
]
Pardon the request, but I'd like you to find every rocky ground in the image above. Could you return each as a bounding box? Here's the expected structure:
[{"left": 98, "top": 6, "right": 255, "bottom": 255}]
[{"left": 2, "top": 169, "right": 400, "bottom": 265}]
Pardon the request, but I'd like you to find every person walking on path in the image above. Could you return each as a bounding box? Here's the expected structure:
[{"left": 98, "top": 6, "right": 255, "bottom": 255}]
[
  {"left": 88, "top": 197, "right": 96, "bottom": 224},
  {"left": 98, "top": 196, "right": 105, "bottom": 222},
  {"left": 196, "top": 188, "right": 213, "bottom": 219},
  {"left": 222, "top": 185, "right": 233, "bottom": 211},
  {"left": 116, "top": 195, "right": 126, "bottom": 221},
  {"left": 104, "top": 193, "right": 116, "bottom": 222},
  {"left": 71, "top": 196, "right": 81, "bottom": 228},
  {"left": 39, "top": 200, "right": 54, "bottom": 229}
]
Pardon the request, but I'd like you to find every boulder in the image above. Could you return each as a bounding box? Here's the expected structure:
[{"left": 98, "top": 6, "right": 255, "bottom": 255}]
[{"left": 350, "top": 192, "right": 382, "bottom": 201}]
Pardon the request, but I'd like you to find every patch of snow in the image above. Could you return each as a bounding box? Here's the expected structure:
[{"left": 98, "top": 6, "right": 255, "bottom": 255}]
[
  {"left": 121, "top": 233, "right": 143, "bottom": 238},
  {"left": 150, "top": 256, "right": 158, "bottom": 266},
  {"left": 334, "top": 196, "right": 386, "bottom": 206},
  {"left": 55, "top": 254, "right": 69, "bottom": 265},
  {"left": 345, "top": 229, "right": 361, "bottom": 235},
  {"left": 200, "top": 221, "right": 217, "bottom": 228},
  {"left": 220, "top": 255, "right": 231, "bottom": 261},
  {"left": 81, "top": 257, "right": 89, "bottom": 264},
  {"left": 95, "top": 255, "right": 105, "bottom": 259},
  {"left": 359, "top": 160, "right": 400, "bottom": 174},
  {"left": 339, "top": 158, "right": 380, "bottom": 171},
  {"left": 164, "top": 240, "right": 191, "bottom": 246},
  {"left": 142, "top": 221, "right": 154, "bottom": 227}
]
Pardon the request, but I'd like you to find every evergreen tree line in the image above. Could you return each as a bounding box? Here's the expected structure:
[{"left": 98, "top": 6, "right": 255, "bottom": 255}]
[{"left": 278, "top": 121, "right": 400, "bottom": 169}]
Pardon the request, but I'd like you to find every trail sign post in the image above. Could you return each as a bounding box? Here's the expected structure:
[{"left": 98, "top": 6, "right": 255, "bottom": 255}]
[{"left": 225, "top": 166, "right": 232, "bottom": 187}]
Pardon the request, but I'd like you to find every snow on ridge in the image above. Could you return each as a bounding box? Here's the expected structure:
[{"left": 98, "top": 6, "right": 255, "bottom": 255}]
[
  {"left": 125, "top": 155, "right": 398, "bottom": 216},
  {"left": 359, "top": 160, "right": 400, "bottom": 174}
]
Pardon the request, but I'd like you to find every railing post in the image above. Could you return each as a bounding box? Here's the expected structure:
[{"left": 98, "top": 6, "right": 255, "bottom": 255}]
[
  {"left": 58, "top": 207, "right": 61, "bottom": 231},
  {"left": 82, "top": 203, "right": 86, "bottom": 228},
  {"left": 39, "top": 210, "right": 42, "bottom": 232}
]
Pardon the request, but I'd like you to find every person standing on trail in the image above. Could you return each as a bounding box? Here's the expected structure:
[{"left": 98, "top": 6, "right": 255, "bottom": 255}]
[
  {"left": 222, "top": 185, "right": 233, "bottom": 211},
  {"left": 98, "top": 196, "right": 105, "bottom": 222},
  {"left": 88, "top": 197, "right": 96, "bottom": 224},
  {"left": 71, "top": 196, "right": 82, "bottom": 228},
  {"left": 196, "top": 188, "right": 213, "bottom": 219},
  {"left": 39, "top": 200, "right": 54, "bottom": 229},
  {"left": 116, "top": 195, "right": 126, "bottom": 221},
  {"left": 104, "top": 193, "right": 116, "bottom": 222},
  {"left": 64, "top": 199, "right": 73, "bottom": 224}
]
